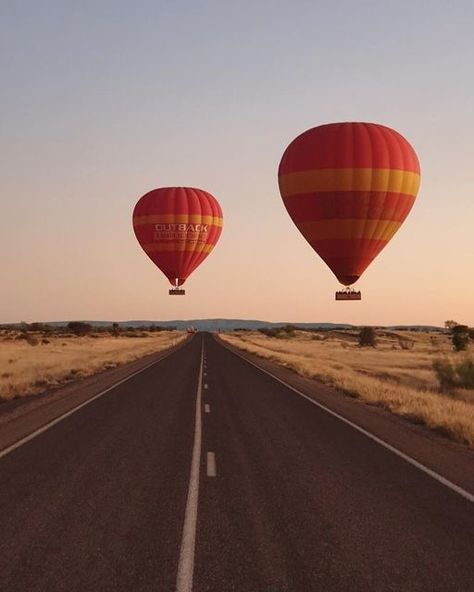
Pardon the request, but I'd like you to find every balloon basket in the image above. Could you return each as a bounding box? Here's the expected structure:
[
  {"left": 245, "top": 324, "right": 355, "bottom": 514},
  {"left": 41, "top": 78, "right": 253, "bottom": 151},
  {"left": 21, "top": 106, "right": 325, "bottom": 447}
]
[
  {"left": 335, "top": 288, "right": 361, "bottom": 301},
  {"left": 169, "top": 288, "right": 185, "bottom": 296}
]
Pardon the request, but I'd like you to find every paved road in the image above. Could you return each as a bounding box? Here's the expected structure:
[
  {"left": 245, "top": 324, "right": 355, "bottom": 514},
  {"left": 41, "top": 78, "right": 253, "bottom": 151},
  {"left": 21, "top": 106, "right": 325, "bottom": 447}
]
[{"left": 0, "top": 333, "right": 473, "bottom": 591}]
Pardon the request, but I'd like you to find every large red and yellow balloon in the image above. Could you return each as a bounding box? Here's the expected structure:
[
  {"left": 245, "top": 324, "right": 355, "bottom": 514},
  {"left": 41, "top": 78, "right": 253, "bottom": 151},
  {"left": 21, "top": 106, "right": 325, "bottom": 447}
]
[
  {"left": 278, "top": 122, "right": 420, "bottom": 286},
  {"left": 133, "top": 187, "right": 223, "bottom": 288}
]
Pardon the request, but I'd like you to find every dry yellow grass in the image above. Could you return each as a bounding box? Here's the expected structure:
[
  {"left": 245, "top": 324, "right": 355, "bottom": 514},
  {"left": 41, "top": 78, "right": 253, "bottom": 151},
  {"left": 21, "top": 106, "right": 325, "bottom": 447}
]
[
  {"left": 220, "top": 330, "right": 474, "bottom": 446},
  {"left": 0, "top": 331, "right": 186, "bottom": 402}
]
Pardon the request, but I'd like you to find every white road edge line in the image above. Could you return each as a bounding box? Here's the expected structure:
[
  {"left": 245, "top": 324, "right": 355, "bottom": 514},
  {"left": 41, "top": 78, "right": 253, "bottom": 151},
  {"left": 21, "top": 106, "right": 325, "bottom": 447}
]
[
  {"left": 176, "top": 338, "right": 204, "bottom": 592},
  {"left": 0, "top": 345, "right": 182, "bottom": 461},
  {"left": 207, "top": 452, "right": 217, "bottom": 477},
  {"left": 205, "top": 404, "right": 211, "bottom": 413},
  {"left": 222, "top": 342, "right": 474, "bottom": 504}
]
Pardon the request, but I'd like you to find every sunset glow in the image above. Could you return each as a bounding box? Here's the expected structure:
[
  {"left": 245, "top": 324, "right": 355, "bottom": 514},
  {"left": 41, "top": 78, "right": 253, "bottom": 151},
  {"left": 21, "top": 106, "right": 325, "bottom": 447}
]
[{"left": 2, "top": 2, "right": 473, "bottom": 326}]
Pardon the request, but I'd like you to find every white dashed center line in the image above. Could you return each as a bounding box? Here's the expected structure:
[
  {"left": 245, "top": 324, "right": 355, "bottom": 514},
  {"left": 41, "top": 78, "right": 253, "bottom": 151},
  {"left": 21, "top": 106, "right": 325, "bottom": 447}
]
[
  {"left": 207, "top": 452, "right": 217, "bottom": 477},
  {"left": 176, "top": 339, "right": 205, "bottom": 592}
]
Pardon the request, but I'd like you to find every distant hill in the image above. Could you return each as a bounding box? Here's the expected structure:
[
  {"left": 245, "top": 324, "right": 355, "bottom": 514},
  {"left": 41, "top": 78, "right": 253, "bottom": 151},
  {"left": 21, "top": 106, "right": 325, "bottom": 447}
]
[
  {"left": 122, "top": 319, "right": 358, "bottom": 331},
  {"left": 1, "top": 319, "right": 443, "bottom": 332},
  {"left": 19, "top": 319, "right": 353, "bottom": 331}
]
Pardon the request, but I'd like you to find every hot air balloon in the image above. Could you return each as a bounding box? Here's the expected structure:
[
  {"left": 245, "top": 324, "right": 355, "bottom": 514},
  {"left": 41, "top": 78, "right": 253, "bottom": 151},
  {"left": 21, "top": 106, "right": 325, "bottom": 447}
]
[
  {"left": 278, "top": 122, "right": 421, "bottom": 300},
  {"left": 133, "top": 187, "right": 223, "bottom": 295}
]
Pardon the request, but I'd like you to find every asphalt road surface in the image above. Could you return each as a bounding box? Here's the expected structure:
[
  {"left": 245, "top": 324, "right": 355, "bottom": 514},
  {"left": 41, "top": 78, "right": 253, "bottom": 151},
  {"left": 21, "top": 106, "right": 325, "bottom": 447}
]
[{"left": 0, "top": 333, "right": 473, "bottom": 591}]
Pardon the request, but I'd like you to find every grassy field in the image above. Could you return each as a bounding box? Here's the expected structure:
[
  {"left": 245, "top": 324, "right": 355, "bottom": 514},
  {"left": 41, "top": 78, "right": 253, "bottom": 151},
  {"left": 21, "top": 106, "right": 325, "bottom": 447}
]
[
  {"left": 220, "top": 329, "right": 474, "bottom": 446},
  {"left": 0, "top": 330, "right": 186, "bottom": 402}
]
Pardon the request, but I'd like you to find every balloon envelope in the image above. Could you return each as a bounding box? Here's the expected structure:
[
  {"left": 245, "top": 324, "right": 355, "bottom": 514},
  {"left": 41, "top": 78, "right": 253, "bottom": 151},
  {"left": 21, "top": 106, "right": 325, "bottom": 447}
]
[
  {"left": 278, "top": 122, "right": 420, "bottom": 285},
  {"left": 133, "top": 187, "right": 223, "bottom": 286}
]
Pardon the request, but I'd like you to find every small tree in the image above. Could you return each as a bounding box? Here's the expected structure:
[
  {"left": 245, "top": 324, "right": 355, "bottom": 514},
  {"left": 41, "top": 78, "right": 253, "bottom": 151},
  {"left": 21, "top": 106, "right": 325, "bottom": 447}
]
[
  {"left": 451, "top": 325, "right": 469, "bottom": 352},
  {"left": 359, "top": 327, "right": 376, "bottom": 347},
  {"left": 111, "top": 322, "right": 120, "bottom": 337},
  {"left": 445, "top": 320, "right": 458, "bottom": 330}
]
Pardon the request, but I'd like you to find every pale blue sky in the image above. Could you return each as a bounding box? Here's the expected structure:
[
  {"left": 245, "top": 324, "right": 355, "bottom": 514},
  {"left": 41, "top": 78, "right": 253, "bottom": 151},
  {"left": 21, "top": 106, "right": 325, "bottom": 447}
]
[{"left": 1, "top": 1, "right": 473, "bottom": 324}]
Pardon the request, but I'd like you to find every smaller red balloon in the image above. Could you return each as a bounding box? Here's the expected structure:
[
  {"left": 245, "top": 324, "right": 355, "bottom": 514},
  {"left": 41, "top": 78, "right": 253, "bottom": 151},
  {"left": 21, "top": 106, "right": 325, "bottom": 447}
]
[{"left": 133, "top": 187, "right": 223, "bottom": 287}]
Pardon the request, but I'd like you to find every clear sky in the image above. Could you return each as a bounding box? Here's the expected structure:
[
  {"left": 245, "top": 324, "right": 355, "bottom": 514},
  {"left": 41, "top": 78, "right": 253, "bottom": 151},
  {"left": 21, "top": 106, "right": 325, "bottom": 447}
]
[{"left": 1, "top": 0, "right": 473, "bottom": 326}]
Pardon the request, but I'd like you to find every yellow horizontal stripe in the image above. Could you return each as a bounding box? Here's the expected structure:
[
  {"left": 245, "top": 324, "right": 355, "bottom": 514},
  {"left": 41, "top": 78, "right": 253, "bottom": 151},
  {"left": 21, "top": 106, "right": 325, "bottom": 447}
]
[
  {"left": 142, "top": 242, "right": 215, "bottom": 253},
  {"left": 279, "top": 168, "right": 420, "bottom": 198},
  {"left": 134, "top": 214, "right": 223, "bottom": 227},
  {"left": 297, "top": 219, "right": 402, "bottom": 241}
]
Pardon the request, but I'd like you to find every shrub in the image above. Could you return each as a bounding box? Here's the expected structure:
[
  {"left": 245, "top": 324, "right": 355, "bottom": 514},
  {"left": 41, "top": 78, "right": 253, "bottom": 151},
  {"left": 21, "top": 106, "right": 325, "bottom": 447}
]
[
  {"left": 433, "top": 357, "right": 474, "bottom": 391},
  {"left": 451, "top": 325, "right": 469, "bottom": 352},
  {"left": 258, "top": 327, "right": 280, "bottom": 338},
  {"left": 148, "top": 325, "right": 175, "bottom": 332},
  {"left": 124, "top": 331, "right": 148, "bottom": 338},
  {"left": 30, "top": 322, "right": 52, "bottom": 333},
  {"left": 457, "top": 359, "right": 474, "bottom": 386},
  {"left": 258, "top": 325, "right": 300, "bottom": 338},
  {"left": 358, "top": 327, "right": 376, "bottom": 347},
  {"left": 67, "top": 321, "right": 92, "bottom": 336}
]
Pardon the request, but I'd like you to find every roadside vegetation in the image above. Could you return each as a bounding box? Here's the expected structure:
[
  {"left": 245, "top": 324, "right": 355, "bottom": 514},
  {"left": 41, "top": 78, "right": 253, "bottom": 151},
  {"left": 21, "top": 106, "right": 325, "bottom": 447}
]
[
  {"left": 220, "top": 327, "right": 474, "bottom": 446},
  {"left": 0, "top": 324, "right": 185, "bottom": 402}
]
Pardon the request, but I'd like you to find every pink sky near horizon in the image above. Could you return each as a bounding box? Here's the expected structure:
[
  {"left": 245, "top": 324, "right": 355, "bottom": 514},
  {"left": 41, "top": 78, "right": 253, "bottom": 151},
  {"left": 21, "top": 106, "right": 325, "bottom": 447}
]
[{"left": 1, "top": 2, "right": 473, "bottom": 327}]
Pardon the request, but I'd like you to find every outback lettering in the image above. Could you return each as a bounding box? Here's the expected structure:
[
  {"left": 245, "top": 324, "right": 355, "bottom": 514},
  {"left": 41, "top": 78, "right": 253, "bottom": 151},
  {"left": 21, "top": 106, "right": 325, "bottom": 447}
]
[{"left": 155, "top": 223, "right": 208, "bottom": 232}]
